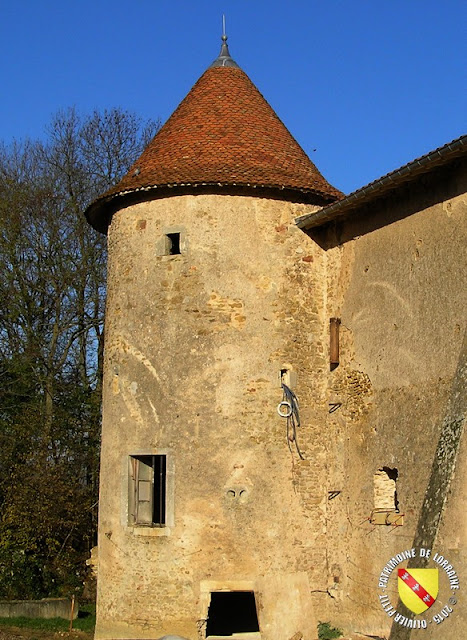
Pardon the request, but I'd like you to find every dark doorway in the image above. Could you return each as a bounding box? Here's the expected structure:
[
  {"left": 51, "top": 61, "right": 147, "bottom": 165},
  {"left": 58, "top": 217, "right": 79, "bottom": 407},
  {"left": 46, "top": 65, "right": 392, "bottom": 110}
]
[{"left": 206, "top": 591, "right": 260, "bottom": 637}]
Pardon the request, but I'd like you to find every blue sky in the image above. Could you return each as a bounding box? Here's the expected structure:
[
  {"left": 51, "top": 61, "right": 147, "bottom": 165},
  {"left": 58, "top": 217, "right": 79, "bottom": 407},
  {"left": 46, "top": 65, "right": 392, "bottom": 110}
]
[{"left": 1, "top": 0, "right": 465, "bottom": 193}]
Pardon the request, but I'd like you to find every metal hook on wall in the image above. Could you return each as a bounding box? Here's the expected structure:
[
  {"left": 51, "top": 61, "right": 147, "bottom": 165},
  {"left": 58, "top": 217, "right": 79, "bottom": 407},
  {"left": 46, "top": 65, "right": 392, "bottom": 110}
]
[{"left": 277, "top": 383, "right": 304, "bottom": 460}]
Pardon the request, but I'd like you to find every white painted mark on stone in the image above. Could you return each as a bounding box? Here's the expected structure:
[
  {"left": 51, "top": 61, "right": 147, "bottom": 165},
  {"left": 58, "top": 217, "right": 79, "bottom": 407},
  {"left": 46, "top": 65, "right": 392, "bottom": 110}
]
[
  {"left": 368, "top": 281, "right": 414, "bottom": 318},
  {"left": 148, "top": 397, "right": 161, "bottom": 424},
  {"left": 118, "top": 335, "right": 161, "bottom": 383},
  {"left": 120, "top": 384, "right": 145, "bottom": 428}
]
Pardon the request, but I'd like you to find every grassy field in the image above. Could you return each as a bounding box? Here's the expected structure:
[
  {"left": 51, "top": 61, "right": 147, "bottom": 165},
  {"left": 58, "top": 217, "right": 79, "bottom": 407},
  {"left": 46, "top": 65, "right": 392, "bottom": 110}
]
[{"left": 0, "top": 604, "right": 95, "bottom": 639}]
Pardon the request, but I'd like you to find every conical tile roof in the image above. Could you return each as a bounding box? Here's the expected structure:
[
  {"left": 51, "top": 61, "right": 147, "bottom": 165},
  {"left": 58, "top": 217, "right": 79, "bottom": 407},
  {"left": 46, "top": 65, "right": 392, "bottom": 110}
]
[{"left": 86, "top": 41, "right": 342, "bottom": 232}]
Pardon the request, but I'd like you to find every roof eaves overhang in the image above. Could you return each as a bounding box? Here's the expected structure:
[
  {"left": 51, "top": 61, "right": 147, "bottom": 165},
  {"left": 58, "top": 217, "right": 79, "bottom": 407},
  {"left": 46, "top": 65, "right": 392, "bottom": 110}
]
[
  {"left": 85, "top": 181, "right": 340, "bottom": 234},
  {"left": 295, "top": 134, "right": 467, "bottom": 231}
]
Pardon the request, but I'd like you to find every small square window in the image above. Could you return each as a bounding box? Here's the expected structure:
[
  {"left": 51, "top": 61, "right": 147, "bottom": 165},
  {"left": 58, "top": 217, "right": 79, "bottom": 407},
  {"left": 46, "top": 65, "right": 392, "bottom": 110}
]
[
  {"left": 166, "top": 233, "right": 181, "bottom": 255},
  {"left": 155, "top": 230, "right": 184, "bottom": 257}
]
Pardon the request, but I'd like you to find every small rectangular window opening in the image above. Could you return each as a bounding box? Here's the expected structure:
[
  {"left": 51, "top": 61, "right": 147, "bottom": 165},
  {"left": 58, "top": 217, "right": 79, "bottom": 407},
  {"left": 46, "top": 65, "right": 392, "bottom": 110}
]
[
  {"left": 129, "top": 454, "right": 166, "bottom": 526},
  {"left": 167, "top": 232, "right": 181, "bottom": 255},
  {"left": 330, "top": 317, "right": 341, "bottom": 371}
]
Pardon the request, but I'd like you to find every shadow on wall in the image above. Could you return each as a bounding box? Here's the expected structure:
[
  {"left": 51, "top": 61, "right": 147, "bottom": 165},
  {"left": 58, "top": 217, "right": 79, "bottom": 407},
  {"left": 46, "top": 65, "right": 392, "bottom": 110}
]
[{"left": 305, "top": 162, "right": 466, "bottom": 250}]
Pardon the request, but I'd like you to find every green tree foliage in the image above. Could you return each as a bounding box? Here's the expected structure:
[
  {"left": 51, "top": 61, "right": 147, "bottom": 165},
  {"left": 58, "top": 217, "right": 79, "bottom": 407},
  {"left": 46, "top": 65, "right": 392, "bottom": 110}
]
[{"left": 0, "top": 108, "right": 159, "bottom": 598}]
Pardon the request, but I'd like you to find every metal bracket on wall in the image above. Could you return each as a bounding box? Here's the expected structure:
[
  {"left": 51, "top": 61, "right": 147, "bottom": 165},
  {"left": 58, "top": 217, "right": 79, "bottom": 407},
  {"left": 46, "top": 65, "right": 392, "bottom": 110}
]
[{"left": 370, "top": 509, "right": 404, "bottom": 526}]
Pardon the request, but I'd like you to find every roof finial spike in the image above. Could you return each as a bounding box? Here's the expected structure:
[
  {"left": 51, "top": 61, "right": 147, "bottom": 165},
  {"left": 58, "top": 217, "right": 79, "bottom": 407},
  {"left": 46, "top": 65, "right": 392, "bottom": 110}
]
[
  {"left": 210, "top": 15, "right": 239, "bottom": 68},
  {"left": 222, "top": 14, "right": 227, "bottom": 41}
]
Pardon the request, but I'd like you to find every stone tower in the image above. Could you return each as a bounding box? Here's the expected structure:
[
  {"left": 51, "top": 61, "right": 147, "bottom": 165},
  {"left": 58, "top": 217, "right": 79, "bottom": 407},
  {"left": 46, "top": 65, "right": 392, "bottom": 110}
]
[{"left": 86, "top": 36, "right": 341, "bottom": 640}]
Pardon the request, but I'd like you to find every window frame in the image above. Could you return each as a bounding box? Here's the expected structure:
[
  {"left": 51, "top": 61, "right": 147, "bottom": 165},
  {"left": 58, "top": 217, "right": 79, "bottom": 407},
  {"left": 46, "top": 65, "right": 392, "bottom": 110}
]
[
  {"left": 127, "top": 451, "right": 174, "bottom": 533},
  {"left": 155, "top": 226, "right": 186, "bottom": 257}
]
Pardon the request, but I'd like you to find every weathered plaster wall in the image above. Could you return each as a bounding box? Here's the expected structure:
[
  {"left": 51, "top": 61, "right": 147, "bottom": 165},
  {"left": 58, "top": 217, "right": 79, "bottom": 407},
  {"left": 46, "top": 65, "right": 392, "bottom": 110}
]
[
  {"left": 322, "top": 182, "right": 466, "bottom": 638},
  {"left": 96, "top": 194, "right": 333, "bottom": 640}
]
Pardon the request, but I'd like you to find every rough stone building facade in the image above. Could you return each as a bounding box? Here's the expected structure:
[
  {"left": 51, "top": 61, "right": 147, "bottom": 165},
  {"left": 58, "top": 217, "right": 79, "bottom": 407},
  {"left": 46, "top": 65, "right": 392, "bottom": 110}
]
[{"left": 86, "top": 36, "right": 466, "bottom": 640}]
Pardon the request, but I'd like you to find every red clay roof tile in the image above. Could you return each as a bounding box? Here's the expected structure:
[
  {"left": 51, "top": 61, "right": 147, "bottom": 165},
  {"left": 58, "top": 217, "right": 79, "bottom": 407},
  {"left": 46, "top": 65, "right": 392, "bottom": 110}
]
[{"left": 86, "top": 63, "right": 342, "bottom": 231}]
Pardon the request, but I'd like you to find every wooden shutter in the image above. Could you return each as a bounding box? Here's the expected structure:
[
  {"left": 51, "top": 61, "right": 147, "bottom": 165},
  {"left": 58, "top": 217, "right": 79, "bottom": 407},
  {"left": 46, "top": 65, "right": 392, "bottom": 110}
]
[
  {"left": 136, "top": 456, "right": 154, "bottom": 525},
  {"left": 128, "top": 456, "right": 138, "bottom": 524},
  {"left": 129, "top": 454, "right": 168, "bottom": 527}
]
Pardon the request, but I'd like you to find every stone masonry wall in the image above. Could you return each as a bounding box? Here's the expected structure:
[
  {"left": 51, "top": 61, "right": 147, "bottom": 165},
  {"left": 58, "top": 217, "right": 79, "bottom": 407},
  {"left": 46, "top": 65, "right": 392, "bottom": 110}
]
[
  {"left": 96, "top": 194, "right": 332, "bottom": 640},
  {"left": 320, "top": 181, "right": 467, "bottom": 639}
]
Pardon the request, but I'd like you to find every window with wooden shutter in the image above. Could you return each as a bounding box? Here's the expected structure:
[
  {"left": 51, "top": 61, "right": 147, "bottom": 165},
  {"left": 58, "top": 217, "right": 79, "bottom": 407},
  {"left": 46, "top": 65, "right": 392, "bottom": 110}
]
[{"left": 129, "top": 455, "right": 167, "bottom": 526}]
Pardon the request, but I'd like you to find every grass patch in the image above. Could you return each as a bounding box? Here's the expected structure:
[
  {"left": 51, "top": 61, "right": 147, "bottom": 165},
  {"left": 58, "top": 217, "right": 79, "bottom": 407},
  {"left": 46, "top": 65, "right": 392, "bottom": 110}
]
[
  {"left": 0, "top": 603, "right": 95, "bottom": 633},
  {"left": 318, "top": 620, "right": 343, "bottom": 640}
]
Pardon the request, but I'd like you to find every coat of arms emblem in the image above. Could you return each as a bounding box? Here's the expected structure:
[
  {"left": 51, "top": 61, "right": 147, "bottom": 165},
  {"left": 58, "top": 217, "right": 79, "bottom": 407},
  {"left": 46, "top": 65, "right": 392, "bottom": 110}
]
[{"left": 398, "top": 568, "right": 439, "bottom": 614}]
